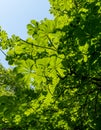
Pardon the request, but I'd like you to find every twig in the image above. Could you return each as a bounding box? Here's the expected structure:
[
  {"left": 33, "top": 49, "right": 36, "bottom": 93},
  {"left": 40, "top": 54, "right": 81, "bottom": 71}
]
[
  {"left": 0, "top": 48, "right": 6, "bottom": 56},
  {"left": 20, "top": 39, "right": 57, "bottom": 51}
]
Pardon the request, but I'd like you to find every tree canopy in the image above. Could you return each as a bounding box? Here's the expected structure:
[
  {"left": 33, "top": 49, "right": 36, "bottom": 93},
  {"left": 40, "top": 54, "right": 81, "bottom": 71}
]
[{"left": 0, "top": 0, "right": 101, "bottom": 129}]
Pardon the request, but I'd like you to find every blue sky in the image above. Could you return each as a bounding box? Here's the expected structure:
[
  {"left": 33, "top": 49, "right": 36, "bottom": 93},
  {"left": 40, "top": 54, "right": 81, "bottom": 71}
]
[{"left": 0, "top": 0, "right": 53, "bottom": 68}]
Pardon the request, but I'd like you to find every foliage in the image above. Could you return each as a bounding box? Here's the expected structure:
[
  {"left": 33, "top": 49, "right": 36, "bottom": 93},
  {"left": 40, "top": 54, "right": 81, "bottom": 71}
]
[{"left": 0, "top": 0, "right": 101, "bottom": 129}]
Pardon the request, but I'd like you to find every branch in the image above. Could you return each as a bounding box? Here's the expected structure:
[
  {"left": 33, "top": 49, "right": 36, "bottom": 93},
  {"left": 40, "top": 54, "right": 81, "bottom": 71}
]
[
  {"left": 0, "top": 48, "right": 6, "bottom": 56},
  {"left": 46, "top": 35, "right": 57, "bottom": 49},
  {"left": 20, "top": 39, "right": 57, "bottom": 51}
]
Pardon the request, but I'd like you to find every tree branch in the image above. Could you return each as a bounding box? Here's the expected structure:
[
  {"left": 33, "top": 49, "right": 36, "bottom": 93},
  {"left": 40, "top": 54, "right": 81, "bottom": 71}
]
[
  {"left": 0, "top": 48, "right": 6, "bottom": 56},
  {"left": 20, "top": 39, "right": 57, "bottom": 51}
]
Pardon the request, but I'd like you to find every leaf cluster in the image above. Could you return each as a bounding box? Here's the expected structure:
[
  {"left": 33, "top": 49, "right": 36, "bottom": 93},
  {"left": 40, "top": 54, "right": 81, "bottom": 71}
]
[{"left": 0, "top": 0, "right": 101, "bottom": 129}]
